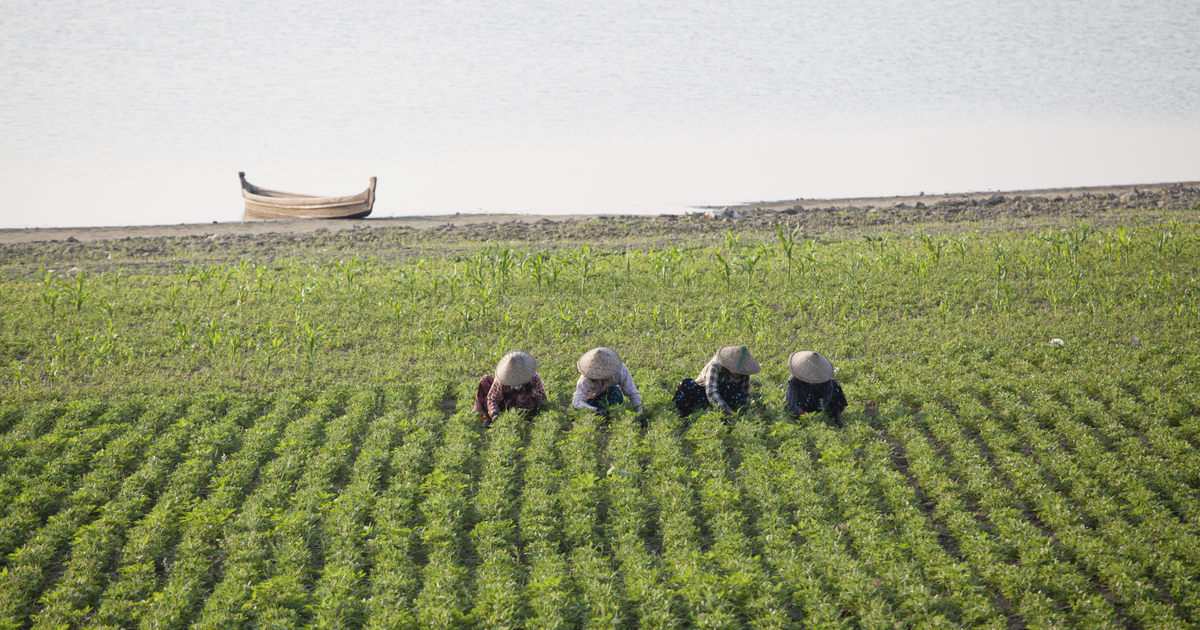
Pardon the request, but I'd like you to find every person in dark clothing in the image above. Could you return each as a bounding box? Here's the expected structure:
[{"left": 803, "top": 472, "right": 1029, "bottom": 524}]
[
  {"left": 785, "top": 350, "right": 847, "bottom": 426},
  {"left": 674, "top": 345, "right": 760, "bottom": 417}
]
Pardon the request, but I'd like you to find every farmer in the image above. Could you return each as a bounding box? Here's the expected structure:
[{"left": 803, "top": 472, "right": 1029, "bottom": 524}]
[
  {"left": 785, "top": 350, "right": 848, "bottom": 426},
  {"left": 674, "top": 345, "right": 759, "bottom": 417},
  {"left": 571, "top": 347, "right": 643, "bottom": 418},
  {"left": 474, "top": 350, "right": 547, "bottom": 425}
]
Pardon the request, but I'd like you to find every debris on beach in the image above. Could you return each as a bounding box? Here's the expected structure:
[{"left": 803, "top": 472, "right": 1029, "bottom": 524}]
[{"left": 703, "top": 207, "right": 743, "bottom": 220}]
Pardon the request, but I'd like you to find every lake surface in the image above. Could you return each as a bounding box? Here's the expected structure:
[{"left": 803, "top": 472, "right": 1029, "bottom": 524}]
[{"left": 2, "top": 0, "right": 1198, "bottom": 228}]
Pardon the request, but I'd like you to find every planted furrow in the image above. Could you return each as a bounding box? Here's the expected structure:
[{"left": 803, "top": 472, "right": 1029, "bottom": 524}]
[
  {"left": 920, "top": 398, "right": 1124, "bottom": 628},
  {"left": 411, "top": 408, "right": 480, "bottom": 628},
  {"left": 813, "top": 423, "right": 968, "bottom": 625},
  {"left": 1138, "top": 380, "right": 1200, "bottom": 446},
  {"left": 26, "top": 400, "right": 188, "bottom": 629},
  {"left": 1033, "top": 392, "right": 1199, "bottom": 535},
  {"left": 886, "top": 408, "right": 1064, "bottom": 628},
  {"left": 981, "top": 424, "right": 1174, "bottom": 626},
  {"left": 1131, "top": 426, "right": 1200, "bottom": 521},
  {"left": 0, "top": 401, "right": 154, "bottom": 628},
  {"left": 309, "top": 394, "right": 402, "bottom": 630},
  {"left": 1056, "top": 391, "right": 1200, "bottom": 561},
  {"left": 603, "top": 413, "right": 677, "bottom": 629},
  {"left": 1108, "top": 387, "right": 1200, "bottom": 481},
  {"left": 417, "top": 379, "right": 455, "bottom": 416},
  {"left": 838, "top": 415, "right": 1002, "bottom": 627},
  {"left": 997, "top": 401, "right": 1198, "bottom": 626},
  {"left": 519, "top": 410, "right": 573, "bottom": 630},
  {"left": 0, "top": 403, "right": 21, "bottom": 437},
  {"left": 0, "top": 403, "right": 70, "bottom": 481},
  {"left": 0, "top": 402, "right": 114, "bottom": 552},
  {"left": 362, "top": 407, "right": 441, "bottom": 630},
  {"left": 737, "top": 420, "right": 846, "bottom": 629},
  {"left": 191, "top": 392, "right": 340, "bottom": 630},
  {"left": 560, "top": 412, "right": 622, "bottom": 629},
  {"left": 466, "top": 407, "right": 528, "bottom": 629},
  {"left": 685, "top": 416, "right": 791, "bottom": 629},
  {"left": 135, "top": 394, "right": 308, "bottom": 630},
  {"left": 1047, "top": 392, "right": 1200, "bottom": 617},
  {"left": 775, "top": 422, "right": 902, "bottom": 628},
  {"left": 86, "top": 397, "right": 249, "bottom": 628},
  {"left": 243, "top": 389, "right": 375, "bottom": 629},
  {"left": 1056, "top": 386, "right": 1200, "bottom": 523},
  {"left": 644, "top": 412, "right": 739, "bottom": 627}
]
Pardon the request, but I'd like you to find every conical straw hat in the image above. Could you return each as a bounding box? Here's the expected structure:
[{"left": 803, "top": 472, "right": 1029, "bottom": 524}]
[
  {"left": 716, "top": 345, "right": 761, "bottom": 375},
  {"left": 495, "top": 351, "right": 538, "bottom": 386},
  {"left": 578, "top": 347, "right": 623, "bottom": 380},
  {"left": 789, "top": 350, "right": 834, "bottom": 383}
]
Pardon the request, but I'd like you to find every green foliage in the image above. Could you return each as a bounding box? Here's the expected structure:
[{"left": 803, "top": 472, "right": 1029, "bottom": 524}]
[
  {"left": 14, "top": 218, "right": 1193, "bottom": 399},
  {"left": 0, "top": 217, "right": 1198, "bottom": 627}
]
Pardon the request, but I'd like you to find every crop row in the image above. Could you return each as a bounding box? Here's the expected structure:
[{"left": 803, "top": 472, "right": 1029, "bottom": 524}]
[
  {"left": 410, "top": 385, "right": 480, "bottom": 628},
  {"left": 85, "top": 397, "right": 261, "bottom": 628},
  {"left": 0, "top": 400, "right": 173, "bottom": 628},
  {"left": 189, "top": 391, "right": 344, "bottom": 629},
  {"left": 137, "top": 393, "right": 313, "bottom": 629},
  {"left": 363, "top": 400, "right": 441, "bottom": 630},
  {"left": 516, "top": 405, "right": 572, "bottom": 629},
  {"left": 892, "top": 391, "right": 1200, "bottom": 629},
  {"left": 994, "top": 394, "right": 1198, "bottom": 625},
  {"left": 0, "top": 381, "right": 1198, "bottom": 628},
  {"left": 0, "top": 401, "right": 126, "bottom": 556},
  {"left": 25, "top": 400, "right": 195, "bottom": 629},
  {"left": 466, "top": 397, "right": 529, "bottom": 629}
]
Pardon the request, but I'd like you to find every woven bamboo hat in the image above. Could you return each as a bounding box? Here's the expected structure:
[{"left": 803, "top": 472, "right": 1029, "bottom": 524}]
[
  {"left": 716, "top": 345, "right": 761, "bottom": 375},
  {"left": 495, "top": 351, "right": 538, "bottom": 386},
  {"left": 578, "top": 347, "right": 623, "bottom": 380},
  {"left": 789, "top": 350, "right": 834, "bottom": 383}
]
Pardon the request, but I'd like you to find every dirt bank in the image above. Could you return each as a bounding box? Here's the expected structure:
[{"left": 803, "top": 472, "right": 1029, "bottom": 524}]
[
  {"left": 2, "top": 181, "right": 1196, "bottom": 246},
  {"left": 1, "top": 182, "right": 1196, "bottom": 277}
]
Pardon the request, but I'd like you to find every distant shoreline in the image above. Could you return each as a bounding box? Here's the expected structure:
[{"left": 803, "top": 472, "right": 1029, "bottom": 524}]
[
  {"left": 721, "top": 181, "right": 1200, "bottom": 213},
  {"left": 2, "top": 181, "right": 1196, "bottom": 245}
]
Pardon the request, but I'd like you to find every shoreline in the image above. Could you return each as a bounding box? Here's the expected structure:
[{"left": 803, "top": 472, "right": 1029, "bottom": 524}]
[
  {"left": 1, "top": 180, "right": 1197, "bottom": 245},
  {"left": 722, "top": 180, "right": 1200, "bottom": 213}
]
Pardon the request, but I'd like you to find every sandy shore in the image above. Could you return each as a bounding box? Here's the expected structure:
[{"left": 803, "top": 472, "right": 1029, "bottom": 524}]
[{"left": 1, "top": 181, "right": 1196, "bottom": 245}]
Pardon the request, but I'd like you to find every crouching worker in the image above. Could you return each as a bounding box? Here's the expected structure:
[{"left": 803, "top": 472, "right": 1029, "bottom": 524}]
[
  {"left": 674, "top": 345, "right": 759, "bottom": 417},
  {"left": 786, "top": 350, "right": 848, "bottom": 426},
  {"left": 474, "top": 351, "right": 547, "bottom": 426},
  {"left": 572, "top": 347, "right": 643, "bottom": 418}
]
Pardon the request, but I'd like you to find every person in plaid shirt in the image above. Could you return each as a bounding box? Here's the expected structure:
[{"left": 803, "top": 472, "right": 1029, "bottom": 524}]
[
  {"left": 473, "top": 350, "right": 547, "bottom": 425},
  {"left": 673, "top": 345, "right": 760, "bottom": 417}
]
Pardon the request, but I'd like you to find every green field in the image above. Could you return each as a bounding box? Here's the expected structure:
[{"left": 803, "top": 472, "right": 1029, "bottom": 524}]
[{"left": 1, "top": 208, "right": 1199, "bottom": 628}]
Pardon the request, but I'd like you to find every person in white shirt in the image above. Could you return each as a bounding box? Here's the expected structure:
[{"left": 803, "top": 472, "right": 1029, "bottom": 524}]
[{"left": 571, "top": 347, "right": 643, "bottom": 418}]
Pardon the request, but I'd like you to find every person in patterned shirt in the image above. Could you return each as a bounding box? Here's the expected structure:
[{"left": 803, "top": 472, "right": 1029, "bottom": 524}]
[
  {"left": 473, "top": 350, "right": 547, "bottom": 425},
  {"left": 785, "top": 350, "right": 847, "bottom": 427},
  {"left": 673, "top": 345, "right": 760, "bottom": 417}
]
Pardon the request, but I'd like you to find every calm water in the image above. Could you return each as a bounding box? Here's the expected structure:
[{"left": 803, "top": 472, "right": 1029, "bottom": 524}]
[{"left": 1, "top": 0, "right": 1198, "bottom": 228}]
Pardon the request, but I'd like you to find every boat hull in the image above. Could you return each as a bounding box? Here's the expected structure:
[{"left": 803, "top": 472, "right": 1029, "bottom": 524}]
[{"left": 239, "top": 172, "right": 376, "bottom": 219}]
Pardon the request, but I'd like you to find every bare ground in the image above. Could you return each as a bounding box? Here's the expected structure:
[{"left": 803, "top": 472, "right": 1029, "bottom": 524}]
[{"left": 1, "top": 182, "right": 1197, "bottom": 276}]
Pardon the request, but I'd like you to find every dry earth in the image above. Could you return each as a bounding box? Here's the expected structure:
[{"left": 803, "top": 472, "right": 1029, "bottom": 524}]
[{"left": 1, "top": 182, "right": 1197, "bottom": 276}]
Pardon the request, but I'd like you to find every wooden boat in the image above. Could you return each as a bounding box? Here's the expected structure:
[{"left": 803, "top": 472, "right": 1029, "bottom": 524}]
[{"left": 240, "top": 172, "right": 376, "bottom": 219}]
